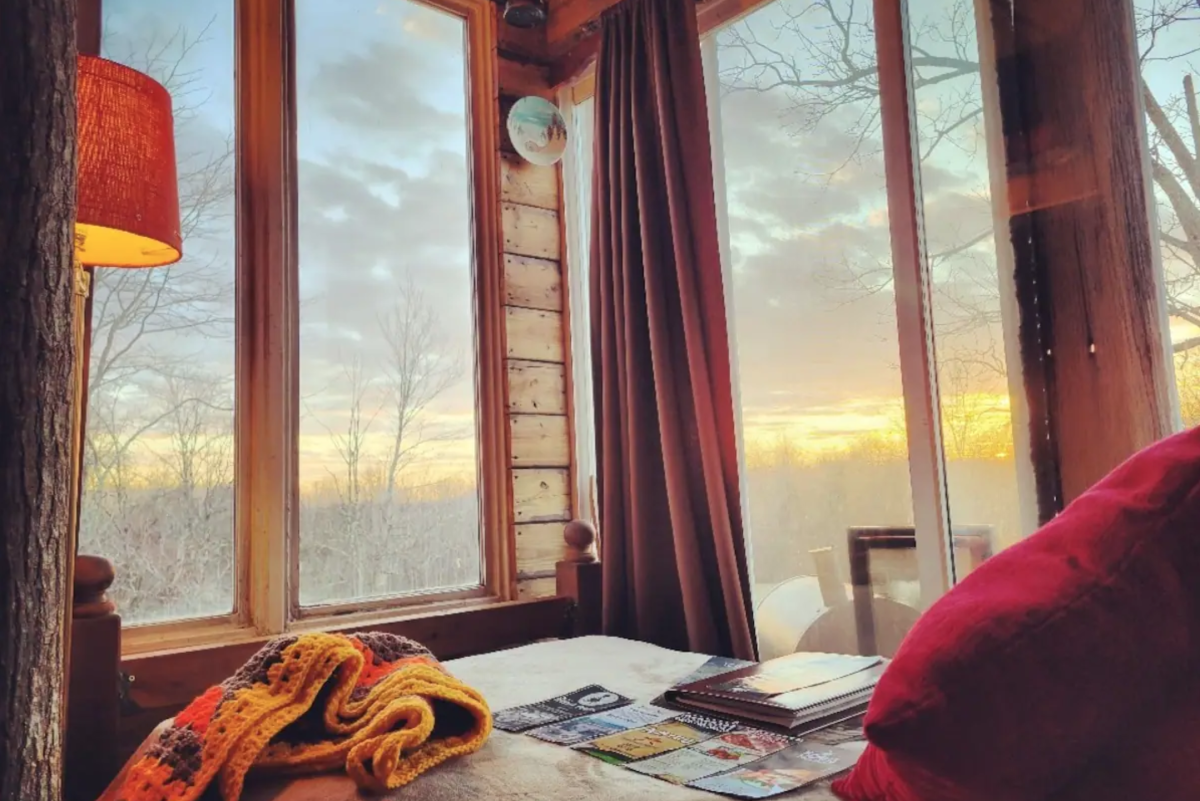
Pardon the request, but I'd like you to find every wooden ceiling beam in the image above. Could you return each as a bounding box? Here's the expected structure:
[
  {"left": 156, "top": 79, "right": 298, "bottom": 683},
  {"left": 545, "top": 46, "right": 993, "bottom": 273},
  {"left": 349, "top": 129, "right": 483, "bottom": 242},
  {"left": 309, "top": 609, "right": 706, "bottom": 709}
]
[
  {"left": 546, "top": 0, "right": 772, "bottom": 89},
  {"left": 547, "top": 0, "right": 613, "bottom": 52}
]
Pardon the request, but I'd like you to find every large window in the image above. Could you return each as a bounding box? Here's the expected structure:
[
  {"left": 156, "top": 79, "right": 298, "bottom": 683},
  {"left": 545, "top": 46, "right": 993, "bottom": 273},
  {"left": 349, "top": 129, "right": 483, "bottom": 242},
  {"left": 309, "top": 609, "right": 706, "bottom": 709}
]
[
  {"left": 1136, "top": 1, "right": 1200, "bottom": 426},
  {"left": 706, "top": 4, "right": 923, "bottom": 657},
  {"left": 295, "top": 0, "right": 481, "bottom": 607},
  {"left": 80, "top": 0, "right": 502, "bottom": 643},
  {"left": 565, "top": 0, "right": 1046, "bottom": 660},
  {"left": 80, "top": 0, "right": 238, "bottom": 626}
]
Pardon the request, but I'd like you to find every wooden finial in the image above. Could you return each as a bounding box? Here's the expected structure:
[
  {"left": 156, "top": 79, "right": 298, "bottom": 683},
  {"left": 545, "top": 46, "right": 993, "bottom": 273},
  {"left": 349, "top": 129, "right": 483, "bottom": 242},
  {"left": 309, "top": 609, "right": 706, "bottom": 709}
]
[
  {"left": 73, "top": 554, "right": 116, "bottom": 619},
  {"left": 563, "top": 519, "right": 598, "bottom": 563}
]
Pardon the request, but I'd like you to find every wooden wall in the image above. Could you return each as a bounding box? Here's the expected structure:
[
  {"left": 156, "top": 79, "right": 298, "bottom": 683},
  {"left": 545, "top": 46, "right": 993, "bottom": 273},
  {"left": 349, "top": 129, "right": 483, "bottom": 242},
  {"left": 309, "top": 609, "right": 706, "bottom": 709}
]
[{"left": 496, "top": 17, "right": 575, "bottom": 600}]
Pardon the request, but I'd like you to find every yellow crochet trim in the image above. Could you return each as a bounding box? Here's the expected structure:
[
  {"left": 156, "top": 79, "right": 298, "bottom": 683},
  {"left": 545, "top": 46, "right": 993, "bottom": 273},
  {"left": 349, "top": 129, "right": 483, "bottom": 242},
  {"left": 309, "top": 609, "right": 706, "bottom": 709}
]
[{"left": 120, "top": 632, "right": 491, "bottom": 801}]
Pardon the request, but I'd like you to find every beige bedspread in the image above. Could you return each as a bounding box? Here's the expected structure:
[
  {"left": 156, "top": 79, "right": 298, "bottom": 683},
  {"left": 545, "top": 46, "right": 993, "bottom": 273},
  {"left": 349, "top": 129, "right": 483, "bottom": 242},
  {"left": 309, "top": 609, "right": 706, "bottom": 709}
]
[{"left": 237, "top": 635, "right": 846, "bottom": 801}]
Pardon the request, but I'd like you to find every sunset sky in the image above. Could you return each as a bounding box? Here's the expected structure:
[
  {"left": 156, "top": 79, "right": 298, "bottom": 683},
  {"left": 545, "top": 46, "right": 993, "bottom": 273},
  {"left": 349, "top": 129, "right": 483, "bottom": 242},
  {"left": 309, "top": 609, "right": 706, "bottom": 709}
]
[{"left": 92, "top": 0, "right": 1198, "bottom": 491}]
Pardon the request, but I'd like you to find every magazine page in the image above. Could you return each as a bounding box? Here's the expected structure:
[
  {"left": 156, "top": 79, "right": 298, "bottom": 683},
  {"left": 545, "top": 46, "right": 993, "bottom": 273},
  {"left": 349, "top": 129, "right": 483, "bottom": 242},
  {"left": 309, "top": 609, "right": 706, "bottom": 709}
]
[
  {"left": 492, "top": 685, "right": 634, "bottom": 732},
  {"left": 699, "top": 653, "right": 882, "bottom": 699},
  {"left": 672, "top": 656, "right": 757, "bottom": 688},
  {"left": 767, "top": 663, "right": 886, "bottom": 712}
]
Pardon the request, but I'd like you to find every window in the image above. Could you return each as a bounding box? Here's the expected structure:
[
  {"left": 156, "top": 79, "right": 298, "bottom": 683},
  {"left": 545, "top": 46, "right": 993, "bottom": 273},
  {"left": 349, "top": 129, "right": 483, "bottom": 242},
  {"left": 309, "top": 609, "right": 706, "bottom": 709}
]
[
  {"left": 80, "top": 1, "right": 237, "bottom": 626},
  {"left": 295, "top": 0, "right": 482, "bottom": 607},
  {"left": 697, "top": 0, "right": 1036, "bottom": 659},
  {"left": 904, "top": 1, "right": 1035, "bottom": 555},
  {"left": 1136, "top": 1, "right": 1200, "bottom": 427},
  {"left": 81, "top": 0, "right": 503, "bottom": 646},
  {"left": 560, "top": 86, "right": 596, "bottom": 522}
]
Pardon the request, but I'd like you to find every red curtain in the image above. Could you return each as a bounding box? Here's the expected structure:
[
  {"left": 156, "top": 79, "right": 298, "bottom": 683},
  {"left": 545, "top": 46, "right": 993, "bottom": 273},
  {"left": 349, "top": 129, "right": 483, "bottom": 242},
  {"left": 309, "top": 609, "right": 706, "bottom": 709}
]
[{"left": 590, "top": 0, "right": 757, "bottom": 660}]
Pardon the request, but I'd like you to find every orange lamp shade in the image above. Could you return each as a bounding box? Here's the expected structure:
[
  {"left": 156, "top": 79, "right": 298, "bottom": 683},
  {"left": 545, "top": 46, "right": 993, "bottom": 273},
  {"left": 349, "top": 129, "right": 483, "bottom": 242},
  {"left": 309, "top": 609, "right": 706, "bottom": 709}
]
[{"left": 76, "top": 55, "right": 182, "bottom": 268}]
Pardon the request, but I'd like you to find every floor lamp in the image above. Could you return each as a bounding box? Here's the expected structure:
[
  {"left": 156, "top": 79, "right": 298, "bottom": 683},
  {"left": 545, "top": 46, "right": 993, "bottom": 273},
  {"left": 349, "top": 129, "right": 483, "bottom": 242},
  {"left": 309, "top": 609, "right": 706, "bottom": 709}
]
[
  {"left": 72, "top": 54, "right": 182, "bottom": 571},
  {"left": 65, "top": 54, "right": 181, "bottom": 801}
]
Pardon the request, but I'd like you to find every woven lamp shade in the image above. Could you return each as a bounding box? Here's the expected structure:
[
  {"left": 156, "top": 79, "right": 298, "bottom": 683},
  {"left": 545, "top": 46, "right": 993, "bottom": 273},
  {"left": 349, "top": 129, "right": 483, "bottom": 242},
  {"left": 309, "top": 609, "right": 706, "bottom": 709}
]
[{"left": 76, "top": 55, "right": 182, "bottom": 268}]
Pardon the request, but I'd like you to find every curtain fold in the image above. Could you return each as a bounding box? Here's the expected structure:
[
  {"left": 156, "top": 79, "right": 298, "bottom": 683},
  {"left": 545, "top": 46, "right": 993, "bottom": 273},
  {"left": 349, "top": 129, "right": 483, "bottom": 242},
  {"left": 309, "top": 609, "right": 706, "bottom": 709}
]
[{"left": 590, "top": 0, "right": 757, "bottom": 660}]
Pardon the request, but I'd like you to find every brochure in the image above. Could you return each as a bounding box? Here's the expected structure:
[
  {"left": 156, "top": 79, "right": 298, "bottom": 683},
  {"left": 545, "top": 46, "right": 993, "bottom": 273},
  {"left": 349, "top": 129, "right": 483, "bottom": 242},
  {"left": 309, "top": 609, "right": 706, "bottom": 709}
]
[{"left": 491, "top": 685, "right": 634, "bottom": 732}]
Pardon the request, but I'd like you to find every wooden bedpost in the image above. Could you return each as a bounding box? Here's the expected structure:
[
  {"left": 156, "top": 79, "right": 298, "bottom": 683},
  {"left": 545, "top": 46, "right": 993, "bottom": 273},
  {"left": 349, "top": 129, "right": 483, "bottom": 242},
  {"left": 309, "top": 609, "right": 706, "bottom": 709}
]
[
  {"left": 556, "top": 519, "right": 602, "bottom": 636},
  {"left": 65, "top": 555, "right": 121, "bottom": 801}
]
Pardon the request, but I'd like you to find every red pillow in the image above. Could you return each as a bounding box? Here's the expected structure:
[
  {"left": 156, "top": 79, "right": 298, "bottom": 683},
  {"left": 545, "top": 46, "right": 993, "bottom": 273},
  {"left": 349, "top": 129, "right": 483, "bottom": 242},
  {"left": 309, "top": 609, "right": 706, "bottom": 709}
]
[
  {"left": 1049, "top": 675, "right": 1200, "bottom": 801},
  {"left": 833, "top": 426, "right": 1200, "bottom": 801}
]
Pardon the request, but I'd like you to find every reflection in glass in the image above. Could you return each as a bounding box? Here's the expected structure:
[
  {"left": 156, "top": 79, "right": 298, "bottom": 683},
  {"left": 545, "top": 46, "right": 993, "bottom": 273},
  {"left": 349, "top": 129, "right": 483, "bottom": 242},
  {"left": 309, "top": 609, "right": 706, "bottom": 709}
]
[
  {"left": 905, "top": 0, "right": 1029, "bottom": 568},
  {"left": 708, "top": 0, "right": 917, "bottom": 660},
  {"left": 80, "top": 2, "right": 237, "bottom": 625},
  {"left": 1134, "top": 1, "right": 1200, "bottom": 427},
  {"left": 296, "top": 0, "right": 481, "bottom": 605}
]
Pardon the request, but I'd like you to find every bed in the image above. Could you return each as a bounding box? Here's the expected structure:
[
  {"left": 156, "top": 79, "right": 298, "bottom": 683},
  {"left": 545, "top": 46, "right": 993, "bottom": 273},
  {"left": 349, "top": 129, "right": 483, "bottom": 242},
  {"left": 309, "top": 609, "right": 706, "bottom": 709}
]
[
  {"left": 86, "top": 526, "right": 850, "bottom": 801},
  {"left": 187, "top": 636, "right": 846, "bottom": 800}
]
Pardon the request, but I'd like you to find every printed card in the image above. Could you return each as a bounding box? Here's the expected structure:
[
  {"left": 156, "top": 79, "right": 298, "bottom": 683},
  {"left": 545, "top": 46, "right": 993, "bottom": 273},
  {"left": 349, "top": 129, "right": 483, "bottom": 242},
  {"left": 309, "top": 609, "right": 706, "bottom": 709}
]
[
  {"left": 573, "top": 719, "right": 720, "bottom": 764},
  {"left": 626, "top": 747, "right": 742, "bottom": 784},
  {"left": 528, "top": 715, "right": 630, "bottom": 745},
  {"left": 492, "top": 685, "right": 634, "bottom": 732},
  {"left": 687, "top": 742, "right": 864, "bottom": 798},
  {"left": 705, "top": 729, "right": 795, "bottom": 759},
  {"left": 626, "top": 727, "right": 793, "bottom": 785},
  {"left": 528, "top": 704, "right": 678, "bottom": 745},
  {"left": 589, "top": 703, "right": 680, "bottom": 729}
]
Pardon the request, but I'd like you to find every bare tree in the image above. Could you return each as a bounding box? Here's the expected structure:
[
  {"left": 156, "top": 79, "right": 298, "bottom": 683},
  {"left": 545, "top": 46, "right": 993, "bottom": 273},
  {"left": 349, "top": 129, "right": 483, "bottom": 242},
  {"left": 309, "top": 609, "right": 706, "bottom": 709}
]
[
  {"left": 721, "top": 0, "right": 1197, "bottom": 339},
  {"left": 298, "top": 285, "right": 474, "bottom": 603},
  {"left": 84, "top": 16, "right": 235, "bottom": 486},
  {"left": 378, "top": 277, "right": 464, "bottom": 503},
  {"left": 718, "top": 0, "right": 1200, "bottom": 451},
  {"left": 77, "top": 16, "right": 238, "bottom": 622}
]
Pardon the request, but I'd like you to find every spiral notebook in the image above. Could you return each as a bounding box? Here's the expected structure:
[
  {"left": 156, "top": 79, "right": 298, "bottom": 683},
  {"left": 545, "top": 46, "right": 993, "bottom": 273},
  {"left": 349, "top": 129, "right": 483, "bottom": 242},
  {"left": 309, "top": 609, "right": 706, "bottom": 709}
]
[{"left": 661, "top": 653, "right": 886, "bottom": 730}]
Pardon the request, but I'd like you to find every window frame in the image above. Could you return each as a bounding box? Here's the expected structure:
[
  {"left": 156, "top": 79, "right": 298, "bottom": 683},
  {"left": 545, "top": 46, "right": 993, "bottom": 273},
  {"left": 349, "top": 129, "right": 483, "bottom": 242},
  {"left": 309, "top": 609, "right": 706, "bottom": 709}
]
[
  {"left": 558, "top": 0, "right": 1048, "bottom": 617},
  {"left": 118, "top": 0, "right": 509, "bottom": 655}
]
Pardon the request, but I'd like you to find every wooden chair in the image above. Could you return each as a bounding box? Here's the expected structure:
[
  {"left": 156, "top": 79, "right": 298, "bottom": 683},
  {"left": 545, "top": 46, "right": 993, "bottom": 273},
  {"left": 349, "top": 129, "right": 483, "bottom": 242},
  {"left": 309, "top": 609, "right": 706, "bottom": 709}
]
[{"left": 846, "top": 525, "right": 993, "bottom": 655}]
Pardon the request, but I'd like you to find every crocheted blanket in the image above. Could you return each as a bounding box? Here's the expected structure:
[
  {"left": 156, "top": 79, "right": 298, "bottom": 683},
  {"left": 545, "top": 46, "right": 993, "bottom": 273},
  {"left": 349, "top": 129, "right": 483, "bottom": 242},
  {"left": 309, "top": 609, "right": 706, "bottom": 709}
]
[{"left": 113, "top": 632, "right": 492, "bottom": 801}]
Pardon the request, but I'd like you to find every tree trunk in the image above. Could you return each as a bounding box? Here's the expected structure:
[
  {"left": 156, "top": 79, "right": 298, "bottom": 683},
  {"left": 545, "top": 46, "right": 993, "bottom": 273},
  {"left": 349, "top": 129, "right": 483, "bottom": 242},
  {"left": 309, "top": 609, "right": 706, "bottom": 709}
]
[{"left": 0, "top": 0, "right": 78, "bottom": 799}]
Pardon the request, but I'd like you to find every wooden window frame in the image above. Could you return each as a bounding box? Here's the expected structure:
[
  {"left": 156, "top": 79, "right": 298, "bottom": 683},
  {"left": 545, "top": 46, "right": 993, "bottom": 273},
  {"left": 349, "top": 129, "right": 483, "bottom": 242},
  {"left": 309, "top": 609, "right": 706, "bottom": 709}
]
[
  {"left": 676, "top": 0, "right": 1038, "bottom": 611},
  {"left": 120, "top": 0, "right": 510, "bottom": 655}
]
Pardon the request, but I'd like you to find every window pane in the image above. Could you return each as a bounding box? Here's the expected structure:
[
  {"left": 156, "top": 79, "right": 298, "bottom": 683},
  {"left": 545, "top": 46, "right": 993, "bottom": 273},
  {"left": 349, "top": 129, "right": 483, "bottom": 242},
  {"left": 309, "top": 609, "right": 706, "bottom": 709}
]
[
  {"left": 1135, "top": 2, "right": 1199, "bottom": 425},
  {"left": 565, "top": 95, "right": 597, "bottom": 517},
  {"left": 80, "top": 2, "right": 237, "bottom": 626},
  {"left": 296, "top": 0, "right": 481, "bottom": 605},
  {"left": 709, "top": 2, "right": 921, "bottom": 661},
  {"left": 907, "top": 0, "right": 1034, "bottom": 570}
]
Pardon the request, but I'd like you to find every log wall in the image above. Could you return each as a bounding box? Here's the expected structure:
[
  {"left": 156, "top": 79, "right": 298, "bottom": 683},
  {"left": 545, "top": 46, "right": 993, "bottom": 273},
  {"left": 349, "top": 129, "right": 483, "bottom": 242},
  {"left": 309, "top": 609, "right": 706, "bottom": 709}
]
[{"left": 496, "top": 17, "right": 575, "bottom": 598}]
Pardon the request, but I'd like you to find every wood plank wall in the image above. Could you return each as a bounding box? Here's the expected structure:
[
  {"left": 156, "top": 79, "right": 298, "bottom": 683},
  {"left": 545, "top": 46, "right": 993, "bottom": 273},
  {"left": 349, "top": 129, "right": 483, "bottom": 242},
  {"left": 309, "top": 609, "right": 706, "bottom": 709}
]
[{"left": 496, "top": 16, "right": 574, "bottom": 600}]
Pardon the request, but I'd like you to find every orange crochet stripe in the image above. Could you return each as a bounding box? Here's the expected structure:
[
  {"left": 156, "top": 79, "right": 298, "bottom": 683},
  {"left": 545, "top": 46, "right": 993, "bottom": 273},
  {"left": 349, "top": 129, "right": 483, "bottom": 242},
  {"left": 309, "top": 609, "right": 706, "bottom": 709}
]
[{"left": 111, "top": 632, "right": 492, "bottom": 801}]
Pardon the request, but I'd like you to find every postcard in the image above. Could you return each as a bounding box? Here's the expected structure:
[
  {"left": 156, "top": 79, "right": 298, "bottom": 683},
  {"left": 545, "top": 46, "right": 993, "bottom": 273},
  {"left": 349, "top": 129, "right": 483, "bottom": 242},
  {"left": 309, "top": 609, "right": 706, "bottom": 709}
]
[
  {"left": 573, "top": 719, "right": 719, "bottom": 764},
  {"left": 626, "top": 746, "right": 745, "bottom": 784},
  {"left": 527, "top": 703, "right": 678, "bottom": 745},
  {"left": 707, "top": 728, "right": 795, "bottom": 757},
  {"left": 493, "top": 685, "right": 634, "bottom": 732},
  {"left": 527, "top": 715, "right": 629, "bottom": 745},
  {"left": 687, "top": 742, "right": 863, "bottom": 798},
  {"left": 589, "top": 704, "right": 681, "bottom": 729}
]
